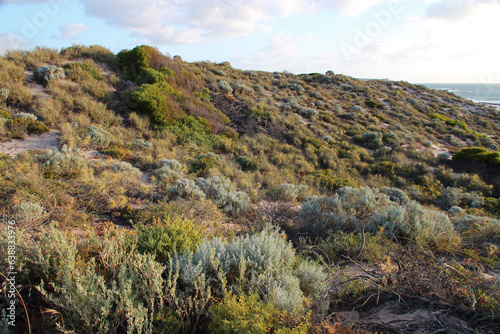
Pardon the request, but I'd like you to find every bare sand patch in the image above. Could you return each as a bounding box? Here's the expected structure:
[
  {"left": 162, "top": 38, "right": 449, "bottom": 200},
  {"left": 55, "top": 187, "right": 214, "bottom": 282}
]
[{"left": 0, "top": 130, "right": 60, "bottom": 157}]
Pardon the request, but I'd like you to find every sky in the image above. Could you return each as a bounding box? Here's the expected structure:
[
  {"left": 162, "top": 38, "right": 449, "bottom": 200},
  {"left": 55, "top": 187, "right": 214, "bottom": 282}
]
[{"left": 0, "top": 0, "right": 499, "bottom": 83}]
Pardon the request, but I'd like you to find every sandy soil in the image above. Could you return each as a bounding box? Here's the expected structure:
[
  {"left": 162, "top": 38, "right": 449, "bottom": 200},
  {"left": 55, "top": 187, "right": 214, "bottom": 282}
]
[{"left": 0, "top": 130, "right": 60, "bottom": 156}]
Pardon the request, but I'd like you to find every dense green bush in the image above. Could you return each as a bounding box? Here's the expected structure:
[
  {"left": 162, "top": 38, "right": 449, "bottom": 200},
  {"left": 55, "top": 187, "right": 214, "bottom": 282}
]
[
  {"left": 236, "top": 156, "right": 261, "bottom": 172},
  {"left": 7, "top": 117, "right": 49, "bottom": 137},
  {"left": 117, "top": 45, "right": 165, "bottom": 78},
  {"left": 452, "top": 147, "right": 500, "bottom": 166},
  {"left": 134, "top": 217, "right": 206, "bottom": 263},
  {"left": 128, "top": 83, "right": 182, "bottom": 127},
  {"left": 209, "top": 293, "right": 310, "bottom": 334},
  {"left": 190, "top": 152, "right": 219, "bottom": 176}
]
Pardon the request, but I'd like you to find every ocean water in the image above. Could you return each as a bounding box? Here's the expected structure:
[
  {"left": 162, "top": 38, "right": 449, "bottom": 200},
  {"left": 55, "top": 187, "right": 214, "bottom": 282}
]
[{"left": 422, "top": 83, "right": 500, "bottom": 107}]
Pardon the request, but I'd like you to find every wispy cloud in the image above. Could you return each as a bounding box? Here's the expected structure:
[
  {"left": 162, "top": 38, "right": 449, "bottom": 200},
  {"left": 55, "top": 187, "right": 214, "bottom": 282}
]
[
  {"left": 425, "top": 0, "right": 500, "bottom": 20},
  {"left": 0, "top": 33, "right": 32, "bottom": 55},
  {"left": 78, "top": 0, "right": 387, "bottom": 44},
  {"left": 53, "top": 23, "right": 89, "bottom": 40}
]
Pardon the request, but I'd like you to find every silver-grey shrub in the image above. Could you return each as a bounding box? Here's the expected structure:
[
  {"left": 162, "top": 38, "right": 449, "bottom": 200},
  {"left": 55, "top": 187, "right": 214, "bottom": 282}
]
[
  {"left": 132, "top": 139, "right": 153, "bottom": 150},
  {"left": 438, "top": 187, "right": 484, "bottom": 210},
  {"left": 301, "top": 187, "right": 392, "bottom": 235},
  {"left": 368, "top": 201, "right": 456, "bottom": 246},
  {"left": 301, "top": 186, "right": 459, "bottom": 247},
  {"left": 36, "top": 145, "right": 87, "bottom": 175},
  {"left": 381, "top": 187, "right": 410, "bottom": 205},
  {"left": 13, "top": 112, "right": 38, "bottom": 121},
  {"left": 168, "top": 225, "right": 326, "bottom": 313},
  {"left": 14, "top": 226, "right": 166, "bottom": 334},
  {"left": 153, "top": 159, "right": 185, "bottom": 185},
  {"left": 168, "top": 178, "right": 206, "bottom": 200},
  {"left": 35, "top": 65, "right": 66, "bottom": 84},
  {"left": 87, "top": 125, "right": 111, "bottom": 147},
  {"left": 278, "top": 183, "right": 308, "bottom": 202},
  {"left": 217, "top": 81, "right": 233, "bottom": 94},
  {"left": 196, "top": 176, "right": 250, "bottom": 214}
]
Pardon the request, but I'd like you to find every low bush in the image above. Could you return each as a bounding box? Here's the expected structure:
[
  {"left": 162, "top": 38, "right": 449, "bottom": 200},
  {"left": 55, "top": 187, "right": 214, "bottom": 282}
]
[
  {"left": 134, "top": 217, "right": 206, "bottom": 263},
  {"left": 168, "top": 178, "right": 206, "bottom": 200},
  {"left": 34, "top": 65, "right": 66, "bottom": 84},
  {"left": 209, "top": 292, "right": 310, "bottom": 334},
  {"left": 217, "top": 81, "right": 233, "bottom": 94},
  {"left": 65, "top": 62, "right": 104, "bottom": 81},
  {"left": 7, "top": 117, "right": 49, "bottom": 138},
  {"left": 196, "top": 176, "right": 250, "bottom": 214},
  {"left": 452, "top": 147, "right": 500, "bottom": 167},
  {"left": 127, "top": 83, "right": 183, "bottom": 127},
  {"left": 12, "top": 225, "right": 169, "bottom": 334},
  {"left": 87, "top": 125, "right": 112, "bottom": 147},
  {"left": 153, "top": 159, "right": 185, "bottom": 185},
  {"left": 301, "top": 186, "right": 460, "bottom": 249},
  {"left": 190, "top": 152, "right": 219, "bottom": 176},
  {"left": 236, "top": 156, "right": 261, "bottom": 172},
  {"left": 37, "top": 145, "right": 87, "bottom": 178}
]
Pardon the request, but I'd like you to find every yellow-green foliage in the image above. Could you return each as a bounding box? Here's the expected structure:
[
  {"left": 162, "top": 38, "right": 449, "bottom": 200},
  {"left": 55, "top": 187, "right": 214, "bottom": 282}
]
[
  {"left": 453, "top": 147, "right": 500, "bottom": 167},
  {"left": 128, "top": 83, "right": 184, "bottom": 127},
  {"left": 117, "top": 45, "right": 168, "bottom": 78},
  {"left": 134, "top": 217, "right": 206, "bottom": 263},
  {"left": 209, "top": 293, "right": 310, "bottom": 334},
  {"left": 429, "top": 113, "right": 486, "bottom": 138}
]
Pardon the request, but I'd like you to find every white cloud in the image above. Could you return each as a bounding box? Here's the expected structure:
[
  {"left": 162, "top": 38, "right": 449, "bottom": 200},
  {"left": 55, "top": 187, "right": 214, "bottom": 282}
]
[
  {"left": 0, "top": 33, "right": 32, "bottom": 55},
  {"left": 425, "top": 0, "right": 500, "bottom": 20},
  {"left": 76, "top": 0, "right": 390, "bottom": 44},
  {"left": 231, "top": 31, "right": 316, "bottom": 72},
  {"left": 54, "top": 23, "right": 89, "bottom": 39}
]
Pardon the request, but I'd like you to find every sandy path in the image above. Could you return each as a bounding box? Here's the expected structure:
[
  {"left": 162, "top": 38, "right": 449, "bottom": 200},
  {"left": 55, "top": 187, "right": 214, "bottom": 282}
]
[{"left": 0, "top": 130, "right": 60, "bottom": 156}]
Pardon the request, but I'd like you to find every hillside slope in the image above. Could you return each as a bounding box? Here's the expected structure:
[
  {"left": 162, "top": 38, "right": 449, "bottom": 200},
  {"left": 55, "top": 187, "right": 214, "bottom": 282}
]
[{"left": 0, "top": 45, "right": 499, "bottom": 334}]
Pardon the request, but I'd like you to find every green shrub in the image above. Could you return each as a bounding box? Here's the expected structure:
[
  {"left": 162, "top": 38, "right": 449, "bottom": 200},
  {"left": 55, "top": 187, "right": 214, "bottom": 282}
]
[
  {"left": 168, "top": 116, "right": 221, "bottom": 148},
  {"left": 117, "top": 45, "right": 165, "bottom": 78},
  {"left": 0, "top": 110, "right": 12, "bottom": 119},
  {"left": 236, "top": 156, "right": 261, "bottom": 172},
  {"left": 134, "top": 217, "right": 206, "bottom": 263},
  {"left": 209, "top": 293, "right": 310, "bottom": 334},
  {"left": 452, "top": 147, "right": 500, "bottom": 167},
  {"left": 138, "top": 68, "right": 168, "bottom": 84},
  {"left": 7, "top": 117, "right": 49, "bottom": 137},
  {"left": 190, "top": 152, "right": 219, "bottom": 176},
  {"left": 128, "top": 83, "right": 182, "bottom": 127}
]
